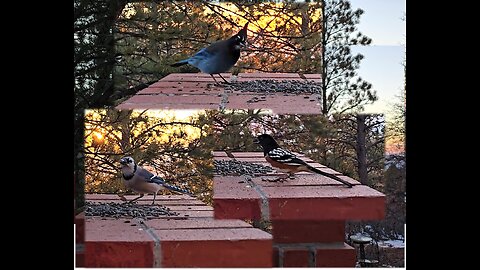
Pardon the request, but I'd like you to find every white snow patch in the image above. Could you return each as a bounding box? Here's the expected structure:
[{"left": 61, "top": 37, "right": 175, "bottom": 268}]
[{"left": 379, "top": 239, "right": 405, "bottom": 248}]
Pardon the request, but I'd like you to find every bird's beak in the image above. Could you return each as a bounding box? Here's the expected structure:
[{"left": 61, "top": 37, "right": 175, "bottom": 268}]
[
  {"left": 243, "top": 22, "right": 249, "bottom": 31},
  {"left": 119, "top": 158, "right": 127, "bottom": 165},
  {"left": 239, "top": 22, "right": 249, "bottom": 49},
  {"left": 253, "top": 137, "right": 260, "bottom": 144}
]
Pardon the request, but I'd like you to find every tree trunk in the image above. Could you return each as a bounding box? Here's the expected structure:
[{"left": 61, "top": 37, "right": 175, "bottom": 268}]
[
  {"left": 321, "top": 0, "right": 328, "bottom": 115},
  {"left": 74, "top": 0, "right": 128, "bottom": 210},
  {"left": 119, "top": 110, "right": 133, "bottom": 153},
  {"left": 356, "top": 114, "right": 369, "bottom": 185},
  {"left": 91, "top": 0, "right": 127, "bottom": 106},
  {"left": 300, "top": 3, "right": 309, "bottom": 36}
]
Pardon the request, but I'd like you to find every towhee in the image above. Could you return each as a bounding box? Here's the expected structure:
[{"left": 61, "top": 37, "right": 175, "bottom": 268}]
[{"left": 254, "top": 134, "right": 353, "bottom": 187}]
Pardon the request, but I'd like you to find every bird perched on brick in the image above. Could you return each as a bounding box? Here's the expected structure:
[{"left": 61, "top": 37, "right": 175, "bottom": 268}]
[
  {"left": 253, "top": 134, "right": 353, "bottom": 187},
  {"left": 170, "top": 23, "right": 248, "bottom": 84},
  {"left": 119, "top": 156, "right": 194, "bottom": 205}
]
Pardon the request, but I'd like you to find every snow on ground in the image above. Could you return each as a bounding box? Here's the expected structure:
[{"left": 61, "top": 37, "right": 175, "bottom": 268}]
[{"left": 378, "top": 239, "right": 405, "bottom": 248}]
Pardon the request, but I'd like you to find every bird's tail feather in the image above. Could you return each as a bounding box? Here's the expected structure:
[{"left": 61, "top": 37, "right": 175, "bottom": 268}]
[
  {"left": 170, "top": 60, "right": 189, "bottom": 67},
  {"left": 163, "top": 182, "right": 195, "bottom": 196},
  {"left": 150, "top": 176, "right": 195, "bottom": 196},
  {"left": 307, "top": 165, "right": 353, "bottom": 188}
]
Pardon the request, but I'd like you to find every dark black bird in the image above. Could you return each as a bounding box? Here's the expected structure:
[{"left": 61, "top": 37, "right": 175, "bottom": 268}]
[{"left": 171, "top": 23, "right": 248, "bottom": 84}]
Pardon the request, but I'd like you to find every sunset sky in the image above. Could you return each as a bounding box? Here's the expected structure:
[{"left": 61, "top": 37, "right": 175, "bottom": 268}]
[
  {"left": 206, "top": 0, "right": 407, "bottom": 120},
  {"left": 349, "top": 0, "right": 406, "bottom": 117},
  {"left": 114, "top": 0, "right": 406, "bottom": 153}
]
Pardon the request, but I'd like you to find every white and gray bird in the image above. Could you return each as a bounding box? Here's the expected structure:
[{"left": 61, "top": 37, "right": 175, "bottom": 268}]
[{"left": 119, "top": 156, "right": 194, "bottom": 205}]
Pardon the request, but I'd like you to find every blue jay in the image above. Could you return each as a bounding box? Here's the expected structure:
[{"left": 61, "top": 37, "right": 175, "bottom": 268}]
[
  {"left": 119, "top": 156, "right": 194, "bottom": 205},
  {"left": 171, "top": 23, "right": 249, "bottom": 84},
  {"left": 254, "top": 134, "right": 353, "bottom": 187}
]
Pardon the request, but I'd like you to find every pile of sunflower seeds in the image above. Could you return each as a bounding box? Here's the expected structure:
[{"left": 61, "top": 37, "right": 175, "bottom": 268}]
[
  {"left": 214, "top": 159, "right": 274, "bottom": 176},
  {"left": 85, "top": 201, "right": 180, "bottom": 219},
  {"left": 224, "top": 79, "right": 322, "bottom": 95}
]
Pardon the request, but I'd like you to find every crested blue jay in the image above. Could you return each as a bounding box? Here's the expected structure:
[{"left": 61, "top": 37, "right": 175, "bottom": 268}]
[
  {"left": 119, "top": 156, "right": 194, "bottom": 205},
  {"left": 171, "top": 23, "right": 249, "bottom": 84}
]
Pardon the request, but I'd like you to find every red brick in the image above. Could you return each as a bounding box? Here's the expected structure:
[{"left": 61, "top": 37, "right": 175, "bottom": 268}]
[
  {"left": 155, "top": 227, "right": 271, "bottom": 242},
  {"left": 315, "top": 242, "right": 356, "bottom": 267},
  {"left": 161, "top": 239, "right": 272, "bottom": 267},
  {"left": 85, "top": 193, "right": 125, "bottom": 201},
  {"left": 85, "top": 241, "right": 154, "bottom": 267},
  {"left": 166, "top": 205, "right": 213, "bottom": 211},
  {"left": 83, "top": 194, "right": 274, "bottom": 267},
  {"left": 155, "top": 227, "right": 272, "bottom": 267},
  {"left": 168, "top": 209, "right": 214, "bottom": 218},
  {"left": 85, "top": 193, "right": 198, "bottom": 203},
  {"left": 75, "top": 251, "right": 84, "bottom": 267},
  {"left": 125, "top": 94, "right": 221, "bottom": 105},
  {"left": 229, "top": 151, "right": 308, "bottom": 159},
  {"left": 302, "top": 74, "right": 322, "bottom": 79},
  {"left": 231, "top": 157, "right": 269, "bottom": 163},
  {"left": 116, "top": 73, "right": 326, "bottom": 112},
  {"left": 228, "top": 151, "right": 269, "bottom": 158},
  {"left": 84, "top": 218, "right": 155, "bottom": 267},
  {"left": 158, "top": 73, "right": 205, "bottom": 80},
  {"left": 214, "top": 198, "right": 262, "bottom": 220},
  {"left": 313, "top": 166, "right": 344, "bottom": 175},
  {"left": 138, "top": 85, "right": 223, "bottom": 95},
  {"left": 213, "top": 176, "right": 262, "bottom": 219},
  {"left": 251, "top": 173, "right": 360, "bottom": 187},
  {"left": 237, "top": 72, "right": 302, "bottom": 78},
  {"left": 145, "top": 218, "right": 252, "bottom": 230},
  {"left": 272, "top": 220, "right": 346, "bottom": 243},
  {"left": 225, "top": 94, "right": 322, "bottom": 114},
  {"left": 213, "top": 174, "right": 384, "bottom": 221},
  {"left": 161, "top": 73, "right": 234, "bottom": 82},
  {"left": 116, "top": 102, "right": 219, "bottom": 110},
  {"left": 283, "top": 248, "right": 311, "bottom": 267},
  {"left": 212, "top": 151, "right": 230, "bottom": 157},
  {"left": 272, "top": 246, "right": 280, "bottom": 267},
  {"left": 75, "top": 212, "right": 85, "bottom": 243},
  {"left": 211, "top": 156, "right": 234, "bottom": 162},
  {"left": 266, "top": 185, "right": 386, "bottom": 221}
]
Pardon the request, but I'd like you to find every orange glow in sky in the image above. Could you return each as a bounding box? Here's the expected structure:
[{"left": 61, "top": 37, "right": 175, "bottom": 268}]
[{"left": 94, "top": 132, "right": 103, "bottom": 140}]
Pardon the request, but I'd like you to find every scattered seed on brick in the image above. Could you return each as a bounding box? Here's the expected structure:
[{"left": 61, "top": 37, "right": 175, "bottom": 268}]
[
  {"left": 214, "top": 159, "right": 274, "bottom": 176},
  {"left": 85, "top": 201, "right": 179, "bottom": 219},
  {"left": 225, "top": 80, "right": 321, "bottom": 95}
]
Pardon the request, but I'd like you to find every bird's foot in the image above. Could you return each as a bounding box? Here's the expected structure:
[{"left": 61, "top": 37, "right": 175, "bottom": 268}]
[
  {"left": 122, "top": 201, "right": 133, "bottom": 205},
  {"left": 261, "top": 176, "right": 289, "bottom": 182},
  {"left": 211, "top": 81, "right": 230, "bottom": 87}
]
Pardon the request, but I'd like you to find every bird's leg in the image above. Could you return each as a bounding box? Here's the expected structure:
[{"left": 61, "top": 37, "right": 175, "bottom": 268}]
[
  {"left": 217, "top": 73, "right": 231, "bottom": 84},
  {"left": 152, "top": 193, "right": 156, "bottom": 205},
  {"left": 276, "top": 173, "right": 291, "bottom": 182},
  {"left": 125, "top": 194, "right": 144, "bottom": 204},
  {"left": 210, "top": 74, "right": 221, "bottom": 85},
  {"left": 264, "top": 173, "right": 291, "bottom": 182}
]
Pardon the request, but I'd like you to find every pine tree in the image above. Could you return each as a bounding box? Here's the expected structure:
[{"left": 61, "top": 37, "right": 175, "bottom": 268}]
[{"left": 321, "top": 0, "right": 377, "bottom": 115}]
